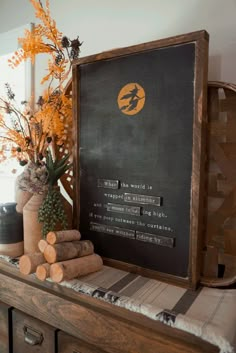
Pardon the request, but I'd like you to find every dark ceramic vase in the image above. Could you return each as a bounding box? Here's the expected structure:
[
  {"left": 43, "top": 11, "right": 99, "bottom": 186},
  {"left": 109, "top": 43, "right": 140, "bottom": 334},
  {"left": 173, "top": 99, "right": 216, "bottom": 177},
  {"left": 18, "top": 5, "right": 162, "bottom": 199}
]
[{"left": 0, "top": 202, "right": 24, "bottom": 257}]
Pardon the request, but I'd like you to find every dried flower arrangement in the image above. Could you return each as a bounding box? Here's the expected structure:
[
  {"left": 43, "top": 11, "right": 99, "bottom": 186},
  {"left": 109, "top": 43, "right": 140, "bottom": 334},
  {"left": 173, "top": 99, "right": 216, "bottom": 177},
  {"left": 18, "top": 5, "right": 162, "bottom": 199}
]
[
  {"left": 0, "top": 0, "right": 81, "bottom": 170},
  {"left": 0, "top": 0, "right": 82, "bottom": 236}
]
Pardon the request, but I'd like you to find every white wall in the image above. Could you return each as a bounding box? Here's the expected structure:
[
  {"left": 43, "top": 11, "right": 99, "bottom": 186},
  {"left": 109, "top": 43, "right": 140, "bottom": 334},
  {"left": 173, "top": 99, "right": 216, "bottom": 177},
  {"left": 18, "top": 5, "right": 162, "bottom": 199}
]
[{"left": 0, "top": 0, "right": 236, "bottom": 92}]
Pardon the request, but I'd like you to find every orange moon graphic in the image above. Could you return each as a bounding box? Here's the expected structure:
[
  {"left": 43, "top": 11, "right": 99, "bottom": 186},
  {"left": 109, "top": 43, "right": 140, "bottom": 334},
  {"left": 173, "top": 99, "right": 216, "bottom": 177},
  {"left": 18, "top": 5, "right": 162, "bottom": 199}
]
[{"left": 117, "top": 83, "right": 145, "bottom": 116}]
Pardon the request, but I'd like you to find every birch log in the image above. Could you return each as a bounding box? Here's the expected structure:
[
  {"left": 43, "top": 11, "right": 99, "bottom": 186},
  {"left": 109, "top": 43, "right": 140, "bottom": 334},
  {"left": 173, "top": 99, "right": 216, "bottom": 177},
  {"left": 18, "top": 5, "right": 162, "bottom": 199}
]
[
  {"left": 46, "top": 230, "right": 81, "bottom": 244},
  {"left": 19, "top": 253, "right": 45, "bottom": 275},
  {"left": 50, "top": 254, "right": 103, "bottom": 283},
  {"left": 44, "top": 240, "right": 94, "bottom": 264}
]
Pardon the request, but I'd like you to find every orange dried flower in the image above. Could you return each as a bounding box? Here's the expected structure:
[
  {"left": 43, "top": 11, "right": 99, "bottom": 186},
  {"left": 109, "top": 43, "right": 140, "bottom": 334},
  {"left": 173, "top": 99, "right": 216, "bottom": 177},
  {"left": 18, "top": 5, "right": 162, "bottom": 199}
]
[{"left": 1, "top": 0, "right": 81, "bottom": 167}]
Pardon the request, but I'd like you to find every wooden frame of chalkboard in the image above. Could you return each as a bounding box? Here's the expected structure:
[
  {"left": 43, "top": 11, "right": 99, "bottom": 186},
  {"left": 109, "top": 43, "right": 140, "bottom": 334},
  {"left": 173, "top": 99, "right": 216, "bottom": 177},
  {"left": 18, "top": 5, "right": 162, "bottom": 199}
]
[{"left": 72, "top": 30, "right": 209, "bottom": 289}]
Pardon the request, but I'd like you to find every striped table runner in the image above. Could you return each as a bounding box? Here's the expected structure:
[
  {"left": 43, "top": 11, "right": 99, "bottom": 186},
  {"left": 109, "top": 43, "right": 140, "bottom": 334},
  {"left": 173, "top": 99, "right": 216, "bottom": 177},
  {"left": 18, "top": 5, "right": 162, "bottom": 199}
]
[
  {"left": 59, "top": 266, "right": 236, "bottom": 353},
  {"left": 1, "top": 256, "right": 236, "bottom": 353}
]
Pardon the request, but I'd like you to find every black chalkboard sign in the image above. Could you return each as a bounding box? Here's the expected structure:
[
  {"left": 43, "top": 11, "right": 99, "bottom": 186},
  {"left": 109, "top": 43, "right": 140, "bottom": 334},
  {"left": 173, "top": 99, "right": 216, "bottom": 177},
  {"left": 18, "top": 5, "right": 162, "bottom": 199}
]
[{"left": 73, "top": 30, "right": 209, "bottom": 288}]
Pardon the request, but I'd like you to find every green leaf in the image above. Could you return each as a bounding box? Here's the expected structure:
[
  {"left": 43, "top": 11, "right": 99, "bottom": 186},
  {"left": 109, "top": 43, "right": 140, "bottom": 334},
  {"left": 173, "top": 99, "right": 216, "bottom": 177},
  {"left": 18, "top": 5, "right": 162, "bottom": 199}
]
[
  {"left": 54, "top": 153, "right": 70, "bottom": 169},
  {"left": 45, "top": 149, "right": 71, "bottom": 186}
]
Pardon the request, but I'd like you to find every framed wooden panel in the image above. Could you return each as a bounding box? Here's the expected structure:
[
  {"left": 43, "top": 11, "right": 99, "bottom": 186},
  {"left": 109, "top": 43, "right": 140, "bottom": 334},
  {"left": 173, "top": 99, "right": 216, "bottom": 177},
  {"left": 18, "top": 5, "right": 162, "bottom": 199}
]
[{"left": 73, "top": 30, "right": 209, "bottom": 289}]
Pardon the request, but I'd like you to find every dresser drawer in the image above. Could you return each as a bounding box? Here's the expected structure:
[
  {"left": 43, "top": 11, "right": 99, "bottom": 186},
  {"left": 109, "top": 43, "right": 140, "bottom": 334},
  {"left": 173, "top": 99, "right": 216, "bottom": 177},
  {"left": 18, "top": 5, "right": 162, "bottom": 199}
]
[
  {"left": 0, "top": 301, "right": 10, "bottom": 353},
  {"left": 57, "top": 331, "right": 106, "bottom": 353},
  {"left": 12, "top": 309, "right": 57, "bottom": 353}
]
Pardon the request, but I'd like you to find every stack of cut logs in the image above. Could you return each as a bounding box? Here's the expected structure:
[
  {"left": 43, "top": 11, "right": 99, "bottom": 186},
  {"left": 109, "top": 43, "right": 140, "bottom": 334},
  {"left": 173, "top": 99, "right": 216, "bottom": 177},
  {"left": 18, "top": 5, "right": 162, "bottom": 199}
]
[{"left": 19, "top": 230, "right": 103, "bottom": 283}]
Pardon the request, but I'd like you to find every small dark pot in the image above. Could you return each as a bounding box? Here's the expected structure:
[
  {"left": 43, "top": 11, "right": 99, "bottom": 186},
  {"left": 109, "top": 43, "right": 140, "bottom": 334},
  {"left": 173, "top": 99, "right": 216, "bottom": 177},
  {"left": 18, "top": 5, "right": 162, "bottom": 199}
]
[{"left": 0, "top": 202, "right": 24, "bottom": 257}]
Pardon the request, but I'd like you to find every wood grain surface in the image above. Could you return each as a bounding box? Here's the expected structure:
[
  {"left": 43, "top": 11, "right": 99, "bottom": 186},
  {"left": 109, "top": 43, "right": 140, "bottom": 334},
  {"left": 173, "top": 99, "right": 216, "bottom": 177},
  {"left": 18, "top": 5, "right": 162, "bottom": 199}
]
[
  {"left": 0, "top": 259, "right": 219, "bottom": 353},
  {"left": 0, "top": 301, "right": 10, "bottom": 353},
  {"left": 57, "top": 331, "right": 106, "bottom": 353}
]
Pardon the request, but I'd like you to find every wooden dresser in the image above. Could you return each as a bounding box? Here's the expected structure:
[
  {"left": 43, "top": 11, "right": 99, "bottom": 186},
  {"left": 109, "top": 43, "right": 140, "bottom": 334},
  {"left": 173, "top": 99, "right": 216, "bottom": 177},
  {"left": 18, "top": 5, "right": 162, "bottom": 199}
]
[{"left": 0, "top": 259, "right": 219, "bottom": 353}]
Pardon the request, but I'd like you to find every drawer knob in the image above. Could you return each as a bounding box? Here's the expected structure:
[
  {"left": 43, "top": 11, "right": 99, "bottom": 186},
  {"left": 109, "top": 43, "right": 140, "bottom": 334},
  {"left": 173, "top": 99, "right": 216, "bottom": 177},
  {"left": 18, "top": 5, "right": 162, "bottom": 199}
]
[{"left": 23, "top": 325, "right": 44, "bottom": 346}]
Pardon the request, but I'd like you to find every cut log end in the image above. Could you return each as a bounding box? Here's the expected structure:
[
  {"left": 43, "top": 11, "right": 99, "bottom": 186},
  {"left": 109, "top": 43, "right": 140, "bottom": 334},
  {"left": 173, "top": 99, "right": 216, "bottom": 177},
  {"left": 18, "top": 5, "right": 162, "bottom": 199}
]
[
  {"left": 50, "top": 263, "right": 64, "bottom": 283},
  {"left": 19, "top": 255, "right": 32, "bottom": 275},
  {"left": 38, "top": 239, "right": 48, "bottom": 253},
  {"left": 19, "top": 253, "right": 45, "bottom": 275},
  {"left": 43, "top": 245, "right": 57, "bottom": 264},
  {"left": 46, "top": 232, "right": 57, "bottom": 245},
  {"left": 36, "top": 263, "right": 51, "bottom": 281}
]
